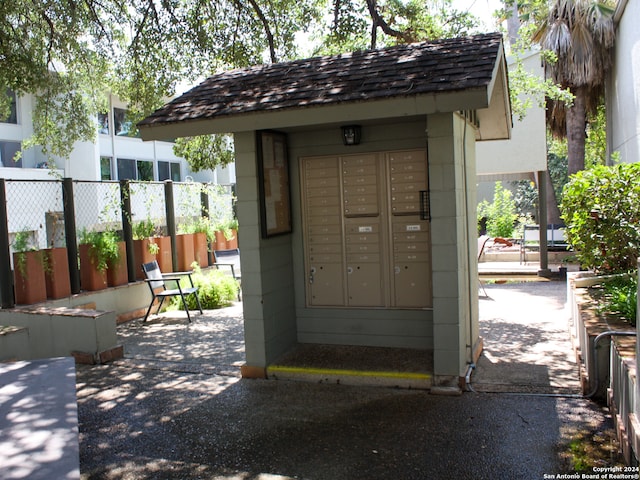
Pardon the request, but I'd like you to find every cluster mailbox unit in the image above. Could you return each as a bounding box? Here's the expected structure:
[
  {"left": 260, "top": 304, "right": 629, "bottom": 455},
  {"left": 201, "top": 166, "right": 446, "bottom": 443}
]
[{"left": 302, "top": 149, "right": 431, "bottom": 309}]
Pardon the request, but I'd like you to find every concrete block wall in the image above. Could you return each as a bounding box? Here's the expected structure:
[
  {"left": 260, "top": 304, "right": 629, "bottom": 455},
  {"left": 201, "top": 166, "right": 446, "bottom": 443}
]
[
  {"left": 428, "top": 112, "right": 479, "bottom": 387},
  {"left": 0, "top": 306, "right": 118, "bottom": 362}
]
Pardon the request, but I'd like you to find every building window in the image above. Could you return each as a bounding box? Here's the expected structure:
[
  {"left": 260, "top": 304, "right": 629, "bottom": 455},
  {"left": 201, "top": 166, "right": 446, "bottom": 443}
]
[
  {"left": 100, "top": 156, "right": 113, "bottom": 180},
  {"left": 113, "top": 108, "right": 139, "bottom": 137},
  {"left": 1, "top": 90, "right": 17, "bottom": 124},
  {"left": 0, "top": 141, "right": 22, "bottom": 167},
  {"left": 117, "top": 158, "right": 136, "bottom": 180},
  {"left": 137, "top": 160, "right": 153, "bottom": 181},
  {"left": 98, "top": 112, "right": 109, "bottom": 135},
  {"left": 158, "top": 161, "right": 181, "bottom": 181},
  {"left": 117, "top": 158, "right": 153, "bottom": 181}
]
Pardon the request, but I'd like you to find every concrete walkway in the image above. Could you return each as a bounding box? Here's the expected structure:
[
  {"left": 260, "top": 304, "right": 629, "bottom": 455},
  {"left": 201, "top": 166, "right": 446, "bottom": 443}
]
[
  {"left": 75, "top": 280, "right": 623, "bottom": 479},
  {"left": 475, "top": 280, "right": 582, "bottom": 395}
]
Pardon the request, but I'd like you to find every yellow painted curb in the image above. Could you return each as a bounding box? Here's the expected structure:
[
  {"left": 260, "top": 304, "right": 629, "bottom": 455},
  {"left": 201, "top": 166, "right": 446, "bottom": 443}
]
[{"left": 268, "top": 365, "right": 431, "bottom": 380}]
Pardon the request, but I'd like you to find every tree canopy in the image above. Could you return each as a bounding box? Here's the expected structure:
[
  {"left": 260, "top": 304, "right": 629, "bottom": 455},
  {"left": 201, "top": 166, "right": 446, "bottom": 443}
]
[{"left": 1, "top": 0, "right": 490, "bottom": 169}]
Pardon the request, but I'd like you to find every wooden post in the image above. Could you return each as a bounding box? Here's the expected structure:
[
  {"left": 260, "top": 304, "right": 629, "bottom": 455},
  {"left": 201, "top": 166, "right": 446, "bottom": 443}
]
[{"left": 63, "top": 178, "right": 81, "bottom": 294}]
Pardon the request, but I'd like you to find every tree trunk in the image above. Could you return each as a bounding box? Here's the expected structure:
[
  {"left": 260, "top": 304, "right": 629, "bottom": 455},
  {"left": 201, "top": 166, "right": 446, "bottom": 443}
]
[
  {"left": 506, "top": 1, "right": 520, "bottom": 46},
  {"left": 566, "top": 86, "right": 587, "bottom": 176}
]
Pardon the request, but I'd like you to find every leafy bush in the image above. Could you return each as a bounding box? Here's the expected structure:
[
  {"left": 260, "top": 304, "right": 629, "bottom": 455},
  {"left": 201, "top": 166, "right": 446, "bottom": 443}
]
[
  {"left": 591, "top": 275, "right": 637, "bottom": 327},
  {"left": 601, "top": 275, "right": 637, "bottom": 326},
  {"left": 477, "top": 181, "right": 517, "bottom": 237},
  {"left": 561, "top": 163, "right": 640, "bottom": 273},
  {"left": 167, "top": 265, "right": 239, "bottom": 311},
  {"left": 78, "top": 228, "right": 121, "bottom": 272}
]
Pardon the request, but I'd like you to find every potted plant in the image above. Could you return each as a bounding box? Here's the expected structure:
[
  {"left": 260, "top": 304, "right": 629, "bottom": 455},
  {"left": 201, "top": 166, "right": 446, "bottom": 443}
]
[
  {"left": 43, "top": 245, "right": 71, "bottom": 299},
  {"left": 12, "top": 229, "right": 47, "bottom": 304},
  {"left": 132, "top": 219, "right": 162, "bottom": 279},
  {"left": 225, "top": 218, "right": 239, "bottom": 250},
  {"left": 180, "top": 216, "right": 214, "bottom": 268},
  {"left": 213, "top": 221, "right": 230, "bottom": 251},
  {"left": 107, "top": 238, "right": 128, "bottom": 287},
  {"left": 175, "top": 224, "right": 196, "bottom": 272},
  {"left": 42, "top": 211, "right": 71, "bottom": 299},
  {"left": 78, "top": 229, "right": 120, "bottom": 291}
]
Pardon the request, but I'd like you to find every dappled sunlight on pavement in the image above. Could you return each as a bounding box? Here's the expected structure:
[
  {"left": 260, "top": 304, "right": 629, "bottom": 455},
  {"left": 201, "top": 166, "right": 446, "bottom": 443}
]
[
  {"left": 475, "top": 280, "right": 581, "bottom": 394},
  {"left": 115, "top": 303, "right": 245, "bottom": 376}
]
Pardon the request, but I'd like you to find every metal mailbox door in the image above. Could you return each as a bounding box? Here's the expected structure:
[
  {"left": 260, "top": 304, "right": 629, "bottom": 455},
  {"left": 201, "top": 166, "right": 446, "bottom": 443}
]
[{"left": 304, "top": 157, "right": 345, "bottom": 306}]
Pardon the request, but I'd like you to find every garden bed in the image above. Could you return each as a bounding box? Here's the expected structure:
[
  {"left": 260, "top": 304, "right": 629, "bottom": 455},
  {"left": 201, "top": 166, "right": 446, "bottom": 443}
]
[{"left": 568, "top": 272, "right": 638, "bottom": 464}]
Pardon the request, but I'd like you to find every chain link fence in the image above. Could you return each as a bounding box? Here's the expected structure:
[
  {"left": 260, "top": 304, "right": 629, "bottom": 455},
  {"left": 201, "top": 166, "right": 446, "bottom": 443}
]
[{"left": 0, "top": 178, "right": 235, "bottom": 307}]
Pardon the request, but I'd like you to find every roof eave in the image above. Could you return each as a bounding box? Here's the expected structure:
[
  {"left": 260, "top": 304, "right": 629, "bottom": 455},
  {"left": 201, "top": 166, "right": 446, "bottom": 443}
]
[
  {"left": 139, "top": 86, "right": 500, "bottom": 141},
  {"left": 476, "top": 40, "right": 512, "bottom": 141}
]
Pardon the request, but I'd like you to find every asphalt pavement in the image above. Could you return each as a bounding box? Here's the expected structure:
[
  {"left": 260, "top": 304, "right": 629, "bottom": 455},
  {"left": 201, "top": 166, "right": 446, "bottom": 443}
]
[{"left": 76, "top": 279, "right": 623, "bottom": 479}]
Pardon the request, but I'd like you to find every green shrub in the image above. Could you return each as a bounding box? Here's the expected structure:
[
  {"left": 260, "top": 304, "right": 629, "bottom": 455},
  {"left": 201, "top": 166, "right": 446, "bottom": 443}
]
[
  {"left": 167, "top": 265, "right": 239, "bottom": 311},
  {"left": 601, "top": 275, "right": 637, "bottom": 326},
  {"left": 78, "top": 228, "right": 121, "bottom": 273},
  {"left": 561, "top": 163, "right": 640, "bottom": 273},
  {"left": 477, "top": 181, "right": 517, "bottom": 237}
]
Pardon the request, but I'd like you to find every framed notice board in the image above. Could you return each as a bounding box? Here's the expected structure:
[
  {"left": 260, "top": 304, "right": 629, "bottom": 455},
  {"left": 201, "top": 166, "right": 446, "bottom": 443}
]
[{"left": 257, "top": 131, "right": 292, "bottom": 238}]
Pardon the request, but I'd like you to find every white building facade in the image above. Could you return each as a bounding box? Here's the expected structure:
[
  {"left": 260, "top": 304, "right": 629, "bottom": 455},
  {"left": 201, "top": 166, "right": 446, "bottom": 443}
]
[
  {"left": 606, "top": 0, "right": 640, "bottom": 165},
  {"left": 0, "top": 91, "right": 235, "bottom": 184}
]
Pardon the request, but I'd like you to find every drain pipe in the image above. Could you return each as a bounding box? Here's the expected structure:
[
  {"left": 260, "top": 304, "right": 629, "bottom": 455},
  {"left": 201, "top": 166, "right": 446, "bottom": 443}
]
[
  {"left": 464, "top": 363, "right": 477, "bottom": 392},
  {"left": 585, "top": 330, "right": 636, "bottom": 398}
]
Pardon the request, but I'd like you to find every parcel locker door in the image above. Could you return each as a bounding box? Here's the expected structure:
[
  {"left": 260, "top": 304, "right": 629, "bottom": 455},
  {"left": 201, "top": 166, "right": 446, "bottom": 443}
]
[
  {"left": 392, "top": 220, "right": 432, "bottom": 307},
  {"left": 345, "top": 218, "right": 384, "bottom": 307},
  {"left": 388, "top": 150, "right": 431, "bottom": 308},
  {"left": 304, "top": 157, "right": 345, "bottom": 306}
]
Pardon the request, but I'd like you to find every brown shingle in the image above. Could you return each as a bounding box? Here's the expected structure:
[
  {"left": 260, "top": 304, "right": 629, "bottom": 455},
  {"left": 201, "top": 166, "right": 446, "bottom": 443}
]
[{"left": 139, "top": 33, "right": 503, "bottom": 128}]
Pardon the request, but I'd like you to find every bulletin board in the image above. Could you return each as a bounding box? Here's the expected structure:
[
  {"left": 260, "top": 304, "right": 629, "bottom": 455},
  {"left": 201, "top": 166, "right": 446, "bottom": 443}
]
[{"left": 257, "top": 131, "right": 292, "bottom": 238}]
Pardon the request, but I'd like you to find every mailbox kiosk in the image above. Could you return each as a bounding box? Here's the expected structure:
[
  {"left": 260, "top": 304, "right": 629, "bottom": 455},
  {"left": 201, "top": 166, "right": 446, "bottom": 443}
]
[{"left": 302, "top": 149, "right": 432, "bottom": 309}]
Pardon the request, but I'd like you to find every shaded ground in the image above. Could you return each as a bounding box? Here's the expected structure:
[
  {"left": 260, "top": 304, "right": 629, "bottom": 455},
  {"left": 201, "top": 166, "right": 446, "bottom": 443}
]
[
  {"left": 76, "top": 280, "right": 623, "bottom": 479},
  {"left": 475, "top": 280, "right": 582, "bottom": 394}
]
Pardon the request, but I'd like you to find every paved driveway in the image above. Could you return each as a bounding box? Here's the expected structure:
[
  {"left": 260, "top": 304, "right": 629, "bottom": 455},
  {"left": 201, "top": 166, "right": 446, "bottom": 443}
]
[{"left": 76, "top": 280, "right": 621, "bottom": 479}]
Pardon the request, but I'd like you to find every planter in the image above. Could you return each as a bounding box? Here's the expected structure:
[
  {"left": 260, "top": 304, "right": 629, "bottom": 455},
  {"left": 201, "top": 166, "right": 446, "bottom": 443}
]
[
  {"left": 133, "top": 238, "right": 157, "bottom": 280},
  {"left": 154, "top": 236, "right": 173, "bottom": 273},
  {"left": 176, "top": 233, "right": 195, "bottom": 271},
  {"left": 79, "top": 244, "right": 108, "bottom": 291},
  {"left": 214, "top": 230, "right": 227, "bottom": 251},
  {"left": 193, "top": 232, "right": 208, "bottom": 267},
  {"left": 13, "top": 250, "right": 47, "bottom": 304},
  {"left": 107, "top": 242, "right": 128, "bottom": 287},
  {"left": 43, "top": 247, "right": 71, "bottom": 299},
  {"left": 226, "top": 229, "right": 239, "bottom": 250}
]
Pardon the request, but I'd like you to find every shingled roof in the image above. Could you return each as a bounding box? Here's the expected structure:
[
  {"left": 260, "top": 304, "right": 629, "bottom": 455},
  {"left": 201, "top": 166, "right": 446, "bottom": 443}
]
[{"left": 139, "top": 32, "right": 505, "bottom": 133}]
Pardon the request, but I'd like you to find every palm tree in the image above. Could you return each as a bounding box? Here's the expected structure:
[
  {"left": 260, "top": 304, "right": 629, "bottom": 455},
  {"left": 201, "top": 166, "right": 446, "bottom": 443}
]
[{"left": 532, "top": 0, "right": 615, "bottom": 176}]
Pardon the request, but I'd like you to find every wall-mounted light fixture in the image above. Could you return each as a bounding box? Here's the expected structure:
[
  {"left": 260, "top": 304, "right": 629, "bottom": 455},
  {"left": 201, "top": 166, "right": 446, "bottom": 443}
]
[{"left": 341, "top": 125, "right": 362, "bottom": 146}]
